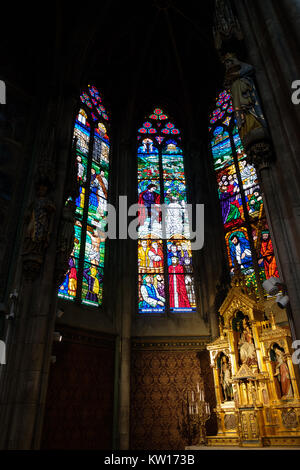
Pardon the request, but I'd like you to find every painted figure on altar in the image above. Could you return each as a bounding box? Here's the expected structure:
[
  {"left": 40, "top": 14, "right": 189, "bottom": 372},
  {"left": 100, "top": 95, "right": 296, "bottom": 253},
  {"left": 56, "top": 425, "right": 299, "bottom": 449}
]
[
  {"left": 218, "top": 354, "right": 233, "bottom": 402},
  {"left": 270, "top": 344, "right": 293, "bottom": 399},
  {"left": 238, "top": 318, "right": 257, "bottom": 367},
  {"left": 168, "top": 257, "right": 190, "bottom": 309}
]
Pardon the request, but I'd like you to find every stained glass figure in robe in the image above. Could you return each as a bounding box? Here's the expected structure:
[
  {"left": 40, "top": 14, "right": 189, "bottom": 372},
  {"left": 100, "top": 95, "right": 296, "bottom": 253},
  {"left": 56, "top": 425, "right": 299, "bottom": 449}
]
[
  {"left": 209, "top": 90, "right": 279, "bottom": 294},
  {"left": 137, "top": 109, "right": 196, "bottom": 314},
  {"left": 58, "top": 86, "right": 110, "bottom": 307},
  {"left": 138, "top": 274, "right": 165, "bottom": 313}
]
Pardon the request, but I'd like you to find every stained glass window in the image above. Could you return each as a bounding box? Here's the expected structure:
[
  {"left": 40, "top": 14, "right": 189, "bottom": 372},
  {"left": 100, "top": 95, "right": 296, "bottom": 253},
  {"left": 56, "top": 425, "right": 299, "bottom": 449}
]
[
  {"left": 58, "top": 85, "right": 109, "bottom": 307},
  {"left": 209, "top": 90, "right": 279, "bottom": 295},
  {"left": 137, "top": 108, "right": 196, "bottom": 314}
]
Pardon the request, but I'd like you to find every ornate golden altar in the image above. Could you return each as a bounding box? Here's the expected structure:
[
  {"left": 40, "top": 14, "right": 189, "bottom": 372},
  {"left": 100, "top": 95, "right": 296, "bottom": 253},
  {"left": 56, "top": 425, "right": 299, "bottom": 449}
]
[{"left": 206, "top": 279, "right": 300, "bottom": 447}]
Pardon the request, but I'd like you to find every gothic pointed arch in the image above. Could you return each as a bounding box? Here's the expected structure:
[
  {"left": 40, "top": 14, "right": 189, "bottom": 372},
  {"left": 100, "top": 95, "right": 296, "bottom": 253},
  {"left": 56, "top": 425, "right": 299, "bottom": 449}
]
[{"left": 137, "top": 107, "right": 196, "bottom": 314}]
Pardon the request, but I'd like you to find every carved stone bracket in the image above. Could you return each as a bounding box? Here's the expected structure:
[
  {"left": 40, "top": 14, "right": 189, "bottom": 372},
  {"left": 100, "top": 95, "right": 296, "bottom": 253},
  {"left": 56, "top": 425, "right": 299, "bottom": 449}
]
[
  {"left": 243, "top": 127, "right": 274, "bottom": 173},
  {"left": 213, "top": 0, "right": 243, "bottom": 50}
]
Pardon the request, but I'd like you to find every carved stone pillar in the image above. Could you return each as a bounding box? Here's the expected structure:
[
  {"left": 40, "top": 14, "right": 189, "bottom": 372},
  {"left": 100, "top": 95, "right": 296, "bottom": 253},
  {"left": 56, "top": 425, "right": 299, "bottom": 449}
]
[
  {"left": 113, "top": 132, "right": 137, "bottom": 450},
  {"left": 0, "top": 93, "right": 77, "bottom": 449},
  {"left": 231, "top": 0, "right": 300, "bottom": 341}
]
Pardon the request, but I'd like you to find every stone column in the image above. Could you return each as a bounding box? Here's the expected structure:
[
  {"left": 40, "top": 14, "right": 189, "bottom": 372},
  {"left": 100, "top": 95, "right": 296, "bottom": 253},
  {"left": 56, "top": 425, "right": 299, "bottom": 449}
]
[
  {"left": 0, "top": 93, "right": 77, "bottom": 449},
  {"left": 112, "top": 109, "right": 137, "bottom": 448},
  {"left": 234, "top": 0, "right": 300, "bottom": 341}
]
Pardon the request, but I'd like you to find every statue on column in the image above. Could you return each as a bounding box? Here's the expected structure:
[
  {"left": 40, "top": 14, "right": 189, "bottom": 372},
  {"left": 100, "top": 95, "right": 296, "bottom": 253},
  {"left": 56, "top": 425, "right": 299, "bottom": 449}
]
[
  {"left": 23, "top": 182, "right": 56, "bottom": 258},
  {"left": 238, "top": 318, "right": 257, "bottom": 367},
  {"left": 223, "top": 53, "right": 266, "bottom": 139},
  {"left": 270, "top": 343, "right": 293, "bottom": 399},
  {"left": 222, "top": 52, "right": 273, "bottom": 170},
  {"left": 220, "top": 355, "right": 233, "bottom": 401}
]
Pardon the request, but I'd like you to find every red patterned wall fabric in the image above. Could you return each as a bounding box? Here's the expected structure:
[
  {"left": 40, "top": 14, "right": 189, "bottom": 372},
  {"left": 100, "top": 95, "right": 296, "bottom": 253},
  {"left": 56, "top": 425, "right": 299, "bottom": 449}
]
[
  {"left": 41, "top": 326, "right": 115, "bottom": 449},
  {"left": 130, "top": 343, "right": 216, "bottom": 450}
]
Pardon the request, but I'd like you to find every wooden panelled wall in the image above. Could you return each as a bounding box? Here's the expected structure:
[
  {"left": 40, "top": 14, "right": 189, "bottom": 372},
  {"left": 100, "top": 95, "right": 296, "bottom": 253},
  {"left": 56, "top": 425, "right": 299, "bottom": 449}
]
[
  {"left": 41, "top": 326, "right": 115, "bottom": 450},
  {"left": 130, "top": 338, "right": 217, "bottom": 450}
]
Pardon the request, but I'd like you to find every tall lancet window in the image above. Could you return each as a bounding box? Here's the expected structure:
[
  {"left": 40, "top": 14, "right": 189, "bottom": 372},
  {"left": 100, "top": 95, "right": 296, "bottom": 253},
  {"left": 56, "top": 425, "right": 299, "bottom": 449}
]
[
  {"left": 137, "top": 108, "right": 196, "bottom": 314},
  {"left": 209, "top": 90, "right": 279, "bottom": 294},
  {"left": 58, "top": 85, "right": 110, "bottom": 306}
]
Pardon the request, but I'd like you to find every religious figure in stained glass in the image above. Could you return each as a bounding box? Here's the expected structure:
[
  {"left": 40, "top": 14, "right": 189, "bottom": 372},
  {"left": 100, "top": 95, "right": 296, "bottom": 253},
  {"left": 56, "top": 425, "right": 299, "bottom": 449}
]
[
  {"left": 58, "top": 85, "right": 110, "bottom": 307},
  {"left": 140, "top": 274, "right": 165, "bottom": 312},
  {"left": 258, "top": 231, "right": 279, "bottom": 280},
  {"left": 229, "top": 232, "right": 252, "bottom": 273},
  {"left": 169, "top": 257, "right": 191, "bottom": 310},
  {"left": 138, "top": 183, "right": 161, "bottom": 227},
  {"left": 209, "top": 89, "right": 279, "bottom": 294},
  {"left": 137, "top": 108, "right": 196, "bottom": 314}
]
